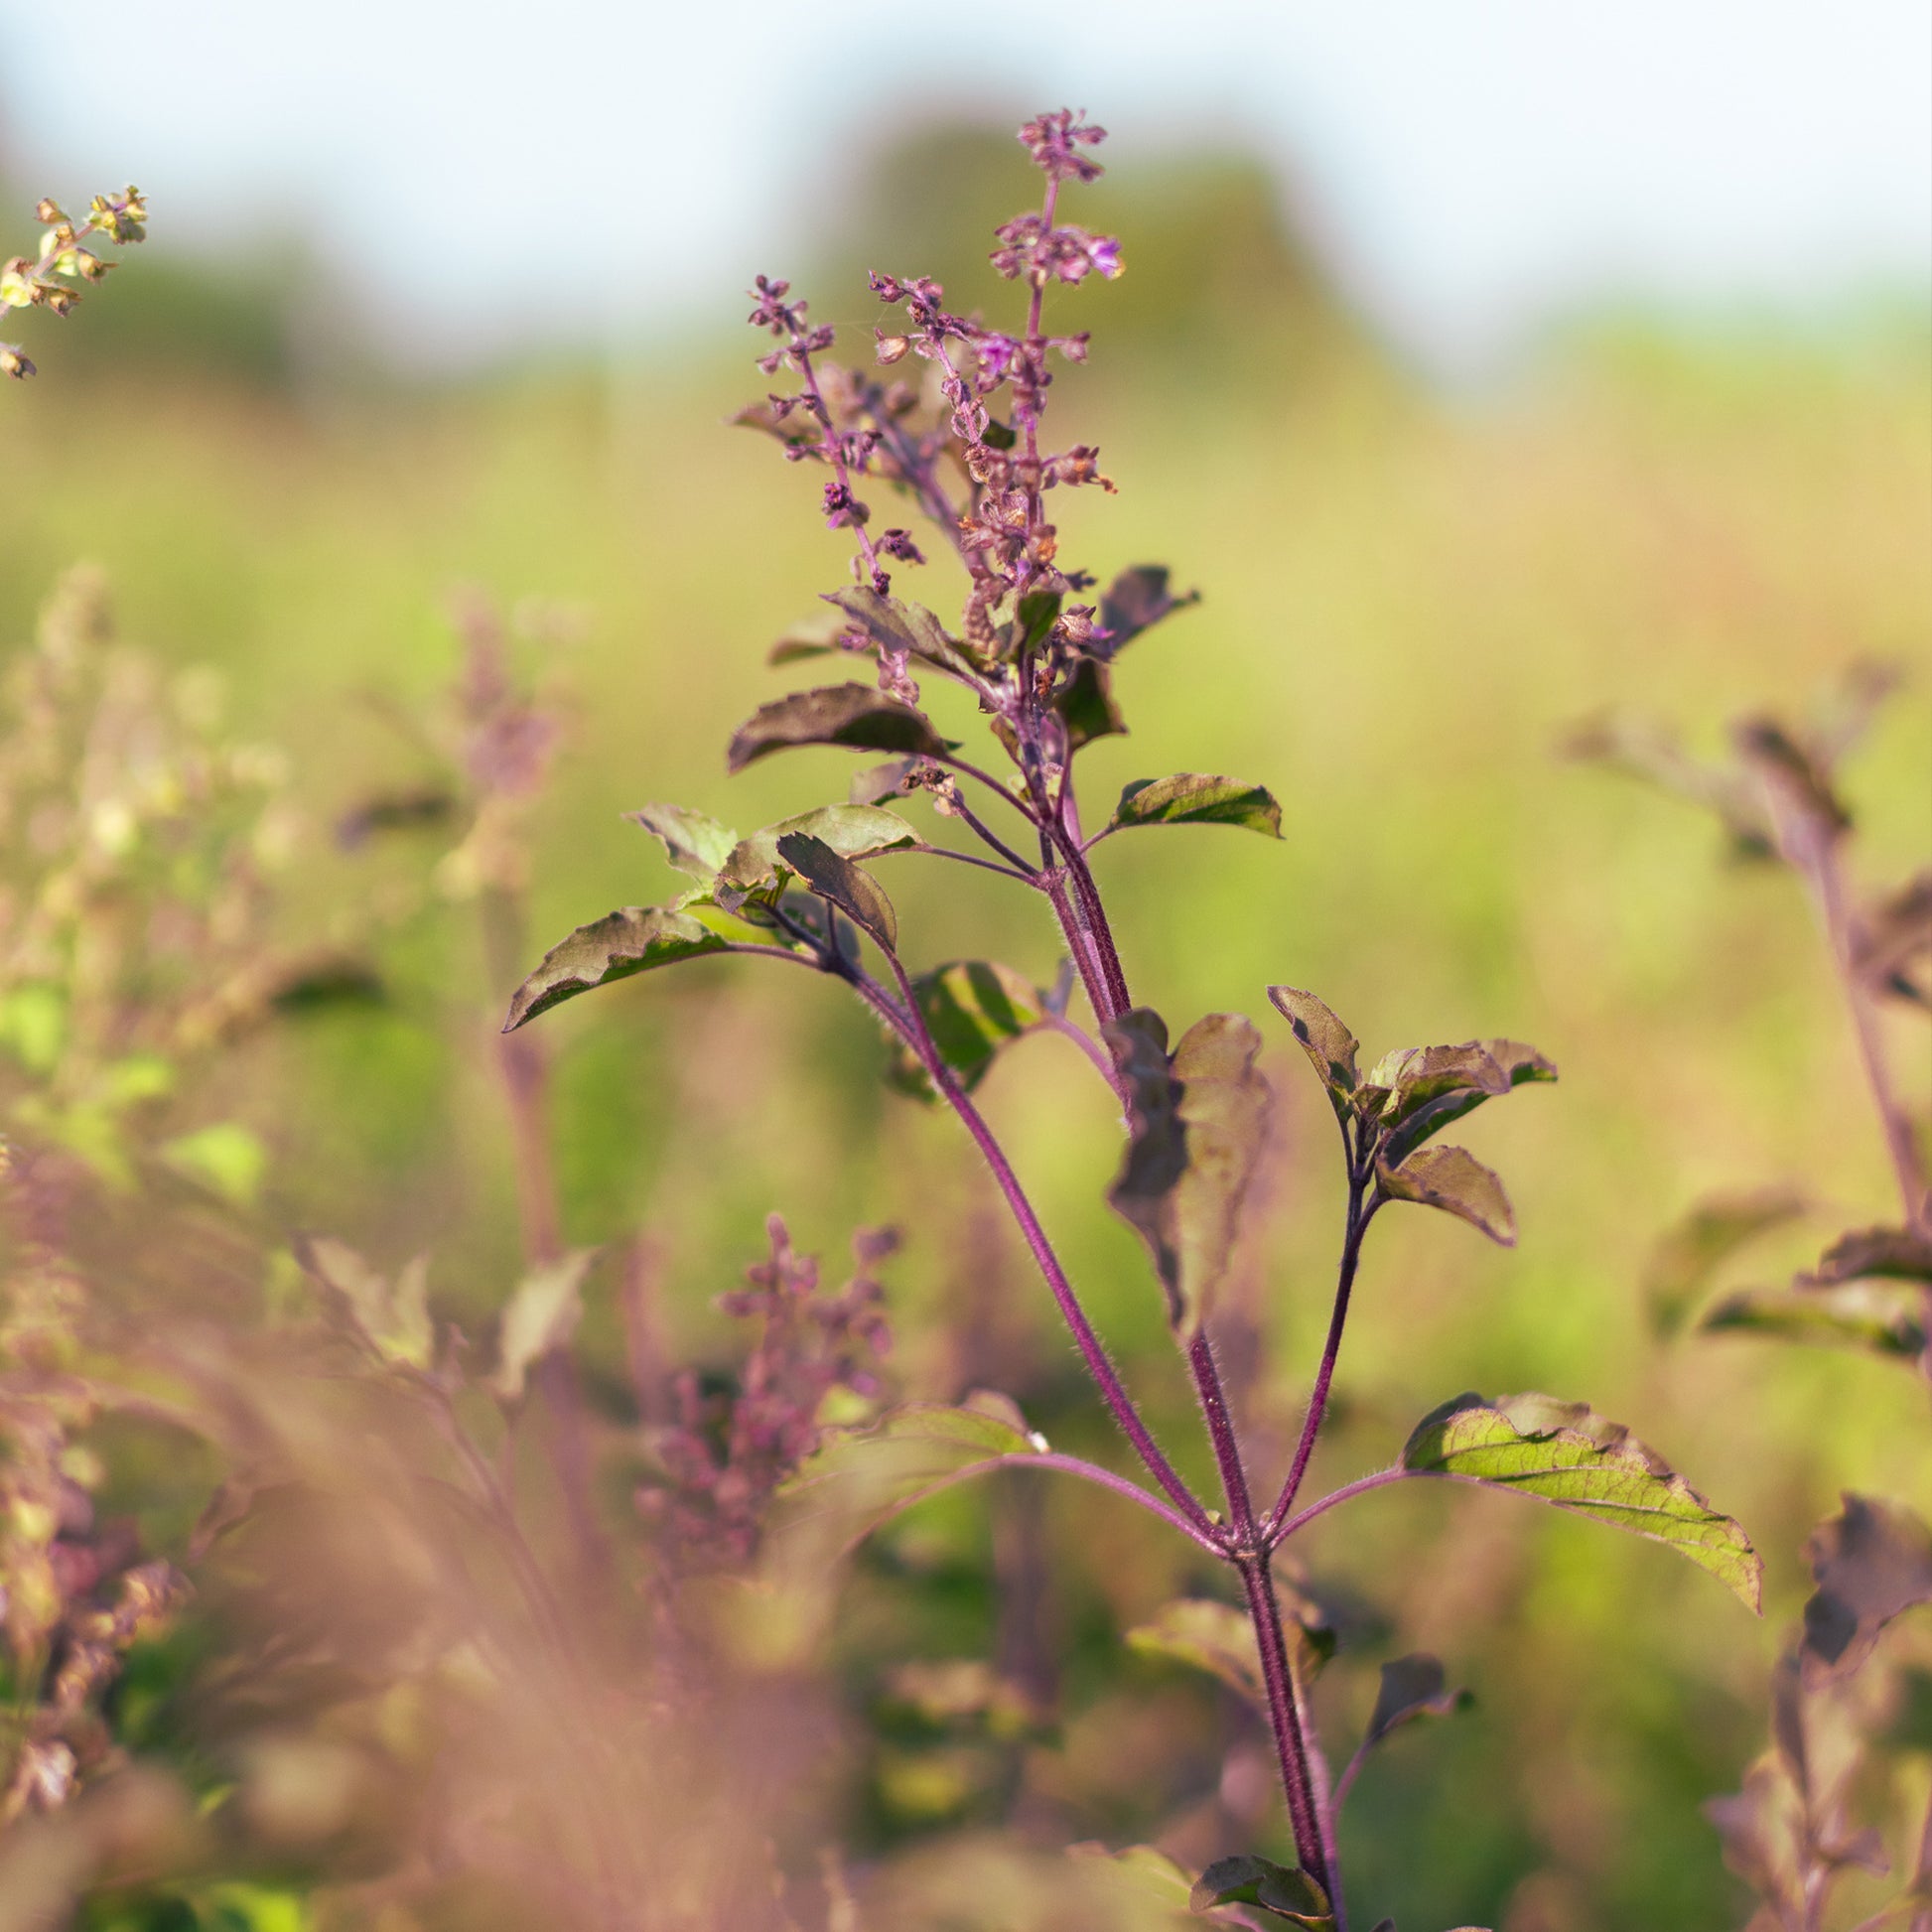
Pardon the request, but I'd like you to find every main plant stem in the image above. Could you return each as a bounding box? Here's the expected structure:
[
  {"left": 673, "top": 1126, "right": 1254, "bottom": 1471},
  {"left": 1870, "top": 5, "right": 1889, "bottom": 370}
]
[{"left": 1046, "top": 826, "right": 1338, "bottom": 1905}]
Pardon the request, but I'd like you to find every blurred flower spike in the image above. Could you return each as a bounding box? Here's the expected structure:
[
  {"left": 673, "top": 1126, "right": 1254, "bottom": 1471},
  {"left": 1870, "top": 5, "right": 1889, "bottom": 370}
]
[{"left": 2, "top": 186, "right": 148, "bottom": 381}]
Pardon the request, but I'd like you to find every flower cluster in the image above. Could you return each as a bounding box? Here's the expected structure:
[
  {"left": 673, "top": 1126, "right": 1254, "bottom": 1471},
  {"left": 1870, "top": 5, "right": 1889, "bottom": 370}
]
[
  {"left": 2, "top": 189, "right": 148, "bottom": 379},
  {"left": 643, "top": 1216, "right": 894, "bottom": 1569},
  {"left": 737, "top": 111, "right": 1132, "bottom": 772}
]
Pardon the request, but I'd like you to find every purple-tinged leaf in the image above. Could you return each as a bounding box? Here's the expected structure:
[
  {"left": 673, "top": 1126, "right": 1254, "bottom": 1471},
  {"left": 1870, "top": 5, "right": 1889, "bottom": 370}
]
[
  {"left": 504, "top": 906, "right": 730, "bottom": 1031},
  {"left": 1564, "top": 710, "right": 1775, "bottom": 860},
  {"left": 1643, "top": 1186, "right": 1806, "bottom": 1339},
  {"left": 1266, "top": 986, "right": 1359, "bottom": 1118},
  {"left": 886, "top": 960, "right": 1045, "bottom": 1101},
  {"left": 1854, "top": 869, "right": 1932, "bottom": 1007},
  {"left": 1057, "top": 655, "right": 1126, "bottom": 752},
  {"left": 726, "top": 681, "right": 951, "bottom": 771},
  {"left": 1104, "top": 1009, "right": 1272, "bottom": 1335},
  {"left": 1401, "top": 1392, "right": 1763, "bottom": 1609},
  {"left": 1802, "top": 1494, "right": 1932, "bottom": 1678},
  {"left": 1803, "top": 1224, "right": 1932, "bottom": 1287},
  {"left": 823, "top": 585, "right": 986, "bottom": 679},
  {"left": 1375, "top": 1145, "right": 1516, "bottom": 1246},
  {"left": 1374, "top": 1038, "right": 1555, "bottom": 1169},
  {"left": 775, "top": 831, "right": 897, "bottom": 952},
  {"left": 1734, "top": 716, "right": 1852, "bottom": 843},
  {"left": 1705, "top": 1755, "right": 1802, "bottom": 1916},
  {"left": 1096, "top": 564, "right": 1199, "bottom": 658},
  {"left": 1189, "top": 1854, "right": 1330, "bottom": 1926},
  {"left": 1361, "top": 1654, "right": 1472, "bottom": 1751},
  {"left": 1107, "top": 773, "right": 1284, "bottom": 839}
]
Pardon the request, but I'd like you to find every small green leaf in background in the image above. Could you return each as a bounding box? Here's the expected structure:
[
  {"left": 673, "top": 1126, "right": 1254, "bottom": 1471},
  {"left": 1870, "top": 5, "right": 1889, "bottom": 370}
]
[
  {"left": 1643, "top": 1186, "right": 1806, "bottom": 1338},
  {"left": 1105, "top": 1010, "right": 1271, "bottom": 1335},
  {"left": 626, "top": 801, "right": 740, "bottom": 882},
  {"left": 490, "top": 1249, "right": 599, "bottom": 1401},
  {"left": 1106, "top": 773, "right": 1284, "bottom": 839},
  {"left": 0, "top": 982, "right": 68, "bottom": 1074},
  {"left": 1375, "top": 1145, "right": 1516, "bottom": 1246},
  {"left": 1066, "top": 1841, "right": 1196, "bottom": 1913},
  {"left": 162, "top": 1123, "right": 267, "bottom": 1207},
  {"left": 887, "top": 960, "right": 1044, "bottom": 1100},
  {"left": 1126, "top": 1597, "right": 1265, "bottom": 1710},
  {"left": 1700, "top": 1282, "right": 1925, "bottom": 1362},
  {"left": 503, "top": 905, "right": 729, "bottom": 1031},
  {"left": 1401, "top": 1392, "right": 1762, "bottom": 1609},
  {"left": 726, "top": 681, "right": 951, "bottom": 770},
  {"left": 1360, "top": 1653, "right": 1471, "bottom": 1752},
  {"left": 1801, "top": 1493, "right": 1932, "bottom": 1678},
  {"left": 1189, "top": 1854, "right": 1331, "bottom": 1926},
  {"left": 775, "top": 831, "right": 897, "bottom": 952},
  {"left": 1266, "top": 986, "right": 1359, "bottom": 1118},
  {"left": 294, "top": 1236, "right": 432, "bottom": 1371}
]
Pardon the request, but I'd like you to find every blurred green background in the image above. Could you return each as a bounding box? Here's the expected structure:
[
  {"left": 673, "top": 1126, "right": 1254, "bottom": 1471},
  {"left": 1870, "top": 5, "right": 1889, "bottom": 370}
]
[{"left": 0, "top": 91, "right": 1928, "bottom": 1932}]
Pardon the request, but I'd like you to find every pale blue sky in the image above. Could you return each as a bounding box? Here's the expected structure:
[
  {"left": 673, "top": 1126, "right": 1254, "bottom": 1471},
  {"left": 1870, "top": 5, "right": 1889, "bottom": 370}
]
[{"left": 1, "top": 0, "right": 1926, "bottom": 375}]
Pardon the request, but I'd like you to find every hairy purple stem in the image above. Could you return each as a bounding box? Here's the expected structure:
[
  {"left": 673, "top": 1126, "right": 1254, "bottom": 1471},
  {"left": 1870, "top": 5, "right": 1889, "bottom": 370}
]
[
  {"left": 1266, "top": 1163, "right": 1374, "bottom": 1541},
  {"left": 852, "top": 954, "right": 1215, "bottom": 1534}
]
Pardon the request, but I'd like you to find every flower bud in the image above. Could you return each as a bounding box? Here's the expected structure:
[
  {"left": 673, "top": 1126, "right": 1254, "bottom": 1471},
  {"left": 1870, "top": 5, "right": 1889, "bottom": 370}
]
[
  {"left": 875, "top": 332, "right": 909, "bottom": 365},
  {"left": 34, "top": 199, "right": 67, "bottom": 225},
  {"left": 0, "top": 344, "right": 36, "bottom": 378}
]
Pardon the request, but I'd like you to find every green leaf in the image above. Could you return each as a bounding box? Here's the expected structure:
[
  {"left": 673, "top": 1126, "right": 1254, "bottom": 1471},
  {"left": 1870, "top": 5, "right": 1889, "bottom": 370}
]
[
  {"left": 726, "top": 681, "right": 951, "bottom": 770},
  {"left": 1065, "top": 1842, "right": 1195, "bottom": 1912},
  {"left": 1643, "top": 1187, "right": 1806, "bottom": 1339},
  {"left": 771, "top": 1395, "right": 1044, "bottom": 1557},
  {"left": 1266, "top": 987, "right": 1359, "bottom": 1118},
  {"left": 1361, "top": 1653, "right": 1471, "bottom": 1751},
  {"left": 626, "top": 802, "right": 740, "bottom": 883},
  {"left": 776, "top": 831, "right": 897, "bottom": 952},
  {"left": 1802, "top": 1493, "right": 1932, "bottom": 1678},
  {"left": 1104, "top": 1010, "right": 1272, "bottom": 1335},
  {"left": 1699, "top": 1283, "right": 1925, "bottom": 1362},
  {"left": 823, "top": 585, "right": 985, "bottom": 679},
  {"left": 1106, "top": 774, "right": 1284, "bottom": 839},
  {"left": 490, "top": 1249, "right": 598, "bottom": 1401},
  {"left": 716, "top": 803, "right": 918, "bottom": 901},
  {"left": 1097, "top": 565, "right": 1199, "bottom": 656},
  {"left": 1367, "top": 1039, "right": 1556, "bottom": 1170},
  {"left": 887, "top": 960, "right": 1045, "bottom": 1100},
  {"left": 0, "top": 982, "right": 68, "bottom": 1075},
  {"left": 1126, "top": 1598, "right": 1265, "bottom": 1709},
  {"left": 162, "top": 1123, "right": 267, "bottom": 1207},
  {"left": 1189, "top": 1855, "right": 1331, "bottom": 1926},
  {"left": 1401, "top": 1392, "right": 1763, "bottom": 1609},
  {"left": 503, "top": 906, "right": 730, "bottom": 1031},
  {"left": 1009, "top": 588, "right": 1061, "bottom": 656},
  {"left": 1375, "top": 1144, "right": 1516, "bottom": 1246},
  {"left": 295, "top": 1236, "right": 432, "bottom": 1371}
]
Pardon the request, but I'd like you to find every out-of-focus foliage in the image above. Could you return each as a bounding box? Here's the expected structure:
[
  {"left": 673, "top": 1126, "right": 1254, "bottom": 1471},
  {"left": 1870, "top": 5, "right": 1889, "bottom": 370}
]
[{"left": 0, "top": 116, "right": 1924, "bottom": 1931}]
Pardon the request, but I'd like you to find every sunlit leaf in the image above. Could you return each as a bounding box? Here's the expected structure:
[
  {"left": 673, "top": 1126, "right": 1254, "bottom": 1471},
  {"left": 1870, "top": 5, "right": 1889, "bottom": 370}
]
[
  {"left": 1375, "top": 1145, "right": 1516, "bottom": 1246},
  {"left": 1372, "top": 1038, "right": 1555, "bottom": 1170},
  {"left": 726, "top": 681, "right": 951, "bottom": 770},
  {"left": 490, "top": 1249, "right": 598, "bottom": 1401},
  {"left": 771, "top": 1395, "right": 1045, "bottom": 1557},
  {"left": 1360, "top": 1654, "right": 1471, "bottom": 1752},
  {"left": 1643, "top": 1187, "right": 1806, "bottom": 1339},
  {"left": 1266, "top": 987, "right": 1359, "bottom": 1119},
  {"left": 1189, "top": 1854, "right": 1330, "bottom": 1926},
  {"left": 1106, "top": 773, "right": 1284, "bottom": 839},
  {"left": 503, "top": 906, "right": 730, "bottom": 1031},
  {"left": 1802, "top": 1493, "right": 1932, "bottom": 1678},
  {"left": 716, "top": 803, "right": 917, "bottom": 901},
  {"left": 1126, "top": 1598, "right": 1264, "bottom": 1709},
  {"left": 295, "top": 1235, "right": 432, "bottom": 1371},
  {"left": 1066, "top": 1841, "right": 1195, "bottom": 1912},
  {"left": 776, "top": 831, "right": 897, "bottom": 952},
  {"left": 1104, "top": 1009, "right": 1271, "bottom": 1335},
  {"left": 626, "top": 801, "right": 740, "bottom": 882},
  {"left": 887, "top": 960, "right": 1045, "bottom": 1101},
  {"left": 1401, "top": 1392, "right": 1762, "bottom": 1609}
]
